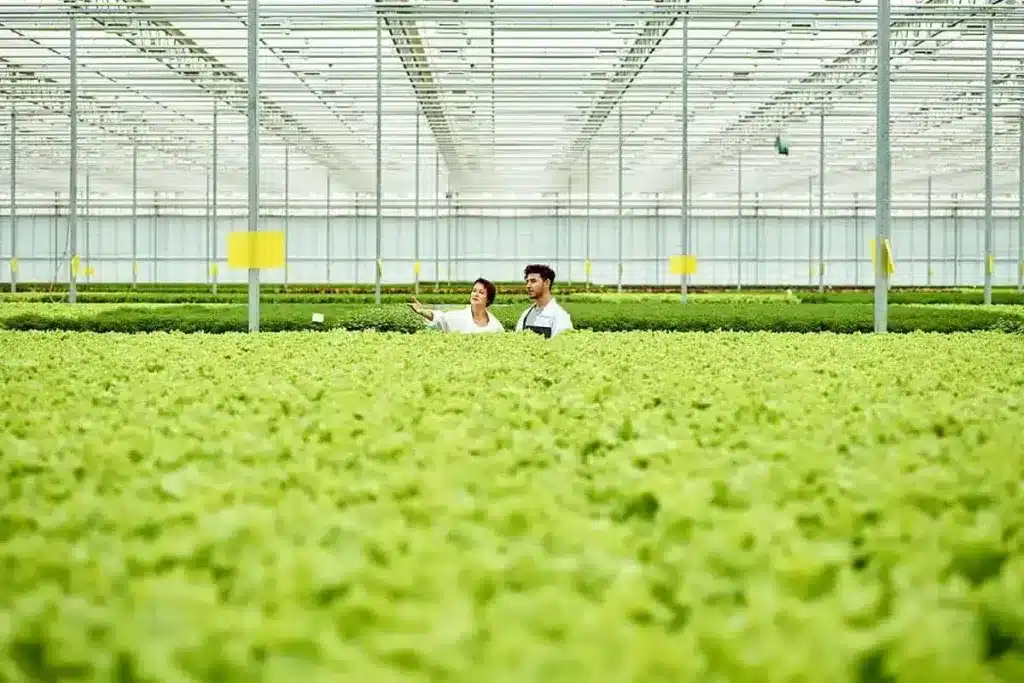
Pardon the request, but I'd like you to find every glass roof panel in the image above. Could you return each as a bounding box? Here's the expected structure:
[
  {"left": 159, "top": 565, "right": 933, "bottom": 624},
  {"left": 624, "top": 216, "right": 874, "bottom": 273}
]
[{"left": 0, "top": 0, "right": 1021, "bottom": 201}]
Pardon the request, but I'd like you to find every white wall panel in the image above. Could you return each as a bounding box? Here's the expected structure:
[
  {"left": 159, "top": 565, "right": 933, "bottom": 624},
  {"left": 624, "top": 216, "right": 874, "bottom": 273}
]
[{"left": 2, "top": 211, "right": 1022, "bottom": 287}]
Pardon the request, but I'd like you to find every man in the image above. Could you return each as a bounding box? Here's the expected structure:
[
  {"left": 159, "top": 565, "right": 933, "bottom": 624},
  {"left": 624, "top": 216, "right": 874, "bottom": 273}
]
[{"left": 515, "top": 264, "right": 573, "bottom": 338}]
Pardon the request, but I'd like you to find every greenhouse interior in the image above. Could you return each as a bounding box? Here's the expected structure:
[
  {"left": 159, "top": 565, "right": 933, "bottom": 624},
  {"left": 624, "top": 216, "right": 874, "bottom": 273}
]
[
  {"left": 0, "top": 0, "right": 1021, "bottom": 295},
  {"left": 2, "top": 2, "right": 1024, "bottom": 680}
]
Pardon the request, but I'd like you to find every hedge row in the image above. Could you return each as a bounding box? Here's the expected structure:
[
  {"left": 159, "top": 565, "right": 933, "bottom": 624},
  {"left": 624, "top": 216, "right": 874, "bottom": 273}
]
[
  {"left": 2, "top": 302, "right": 1021, "bottom": 334},
  {"left": 3, "top": 288, "right": 1023, "bottom": 306}
]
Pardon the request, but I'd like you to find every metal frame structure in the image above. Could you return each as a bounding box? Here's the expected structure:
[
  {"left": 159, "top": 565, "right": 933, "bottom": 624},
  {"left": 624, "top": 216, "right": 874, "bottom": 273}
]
[{"left": 0, "top": 0, "right": 1022, "bottom": 330}]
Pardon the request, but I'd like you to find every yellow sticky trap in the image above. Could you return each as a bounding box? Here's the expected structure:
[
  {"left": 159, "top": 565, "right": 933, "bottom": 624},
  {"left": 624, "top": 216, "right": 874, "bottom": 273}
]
[
  {"left": 70, "top": 255, "right": 80, "bottom": 276},
  {"left": 669, "top": 254, "right": 697, "bottom": 276},
  {"left": 869, "top": 239, "right": 896, "bottom": 275},
  {"left": 376, "top": 259, "right": 383, "bottom": 277},
  {"left": 10, "top": 257, "right": 17, "bottom": 274},
  {"left": 85, "top": 266, "right": 95, "bottom": 277},
  {"left": 617, "top": 262, "right": 623, "bottom": 274},
  {"left": 883, "top": 239, "right": 895, "bottom": 274},
  {"left": 987, "top": 254, "right": 995, "bottom": 275},
  {"left": 227, "top": 231, "right": 285, "bottom": 270},
  {"left": 210, "top": 263, "right": 219, "bottom": 276},
  {"left": 132, "top": 261, "right": 139, "bottom": 275},
  {"left": 819, "top": 263, "right": 826, "bottom": 275},
  {"left": 412, "top": 261, "right": 421, "bottom": 276},
  {"left": 584, "top": 260, "right": 592, "bottom": 276}
]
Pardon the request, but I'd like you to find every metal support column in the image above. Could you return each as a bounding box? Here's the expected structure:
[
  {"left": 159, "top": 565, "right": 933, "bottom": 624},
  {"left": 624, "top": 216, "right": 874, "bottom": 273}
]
[
  {"left": 212, "top": 100, "right": 218, "bottom": 294},
  {"left": 69, "top": 9, "right": 78, "bottom": 303},
  {"left": 326, "top": 173, "right": 332, "bottom": 282},
  {"left": 1018, "top": 116, "right": 1023, "bottom": 293},
  {"left": 284, "top": 145, "right": 290, "bottom": 289},
  {"left": 9, "top": 107, "right": 15, "bottom": 293},
  {"left": 585, "top": 147, "right": 591, "bottom": 289},
  {"left": 246, "top": 0, "right": 260, "bottom": 331},
  {"left": 817, "top": 105, "right": 825, "bottom": 293},
  {"left": 374, "top": 11, "right": 383, "bottom": 304},
  {"left": 414, "top": 107, "right": 420, "bottom": 295},
  {"left": 874, "top": 0, "right": 892, "bottom": 332},
  {"left": 681, "top": 11, "right": 689, "bottom": 303},
  {"left": 737, "top": 149, "right": 743, "bottom": 290},
  {"left": 84, "top": 172, "right": 90, "bottom": 283},
  {"left": 854, "top": 193, "right": 861, "bottom": 284},
  {"left": 554, "top": 192, "right": 560, "bottom": 271},
  {"left": 567, "top": 175, "right": 573, "bottom": 286},
  {"left": 982, "top": 18, "right": 993, "bottom": 305},
  {"left": 205, "top": 171, "right": 211, "bottom": 284},
  {"left": 617, "top": 106, "right": 623, "bottom": 293},
  {"left": 446, "top": 190, "right": 453, "bottom": 285},
  {"left": 926, "top": 175, "right": 932, "bottom": 286},
  {"left": 131, "top": 129, "right": 138, "bottom": 289},
  {"left": 807, "top": 176, "right": 813, "bottom": 285},
  {"left": 434, "top": 148, "right": 440, "bottom": 290}
]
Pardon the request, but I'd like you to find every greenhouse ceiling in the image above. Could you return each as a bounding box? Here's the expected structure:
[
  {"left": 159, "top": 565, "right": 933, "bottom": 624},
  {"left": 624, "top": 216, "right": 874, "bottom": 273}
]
[{"left": 0, "top": 0, "right": 1022, "bottom": 202}]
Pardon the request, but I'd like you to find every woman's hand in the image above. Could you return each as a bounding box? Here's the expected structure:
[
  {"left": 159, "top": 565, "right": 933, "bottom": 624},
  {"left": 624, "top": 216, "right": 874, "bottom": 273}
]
[{"left": 408, "top": 297, "right": 432, "bottom": 320}]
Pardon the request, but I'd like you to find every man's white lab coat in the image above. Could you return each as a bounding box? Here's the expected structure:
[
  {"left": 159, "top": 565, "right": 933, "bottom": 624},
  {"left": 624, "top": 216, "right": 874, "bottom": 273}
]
[{"left": 514, "top": 298, "right": 573, "bottom": 338}]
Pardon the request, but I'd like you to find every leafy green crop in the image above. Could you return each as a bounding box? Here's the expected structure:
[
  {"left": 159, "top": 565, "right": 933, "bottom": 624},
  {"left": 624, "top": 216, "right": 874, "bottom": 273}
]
[
  {"left": 1, "top": 330, "right": 1023, "bottom": 682},
  {"left": 1, "top": 302, "right": 1021, "bottom": 335}
]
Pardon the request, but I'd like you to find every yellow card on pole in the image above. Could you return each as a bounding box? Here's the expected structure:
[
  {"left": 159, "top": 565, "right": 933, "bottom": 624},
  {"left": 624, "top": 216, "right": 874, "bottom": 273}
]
[
  {"left": 227, "top": 231, "right": 285, "bottom": 270},
  {"left": 669, "top": 254, "right": 697, "bottom": 276}
]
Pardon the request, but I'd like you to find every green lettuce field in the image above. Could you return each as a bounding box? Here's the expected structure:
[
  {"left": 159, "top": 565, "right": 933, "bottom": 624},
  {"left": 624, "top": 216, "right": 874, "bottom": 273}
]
[{"left": 2, "top": 329, "right": 1023, "bottom": 682}]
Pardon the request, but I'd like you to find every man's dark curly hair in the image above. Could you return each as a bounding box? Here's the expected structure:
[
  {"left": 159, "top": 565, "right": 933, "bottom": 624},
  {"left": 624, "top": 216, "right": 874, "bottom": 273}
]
[{"left": 523, "top": 264, "right": 556, "bottom": 286}]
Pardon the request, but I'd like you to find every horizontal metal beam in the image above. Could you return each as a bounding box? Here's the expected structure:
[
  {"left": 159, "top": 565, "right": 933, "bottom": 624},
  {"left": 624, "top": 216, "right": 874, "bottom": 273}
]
[
  {"left": 63, "top": 0, "right": 369, "bottom": 190},
  {"left": 0, "top": 54, "right": 201, "bottom": 166},
  {"left": 554, "top": 0, "right": 680, "bottom": 173},
  {"left": 376, "top": 0, "right": 465, "bottom": 181},
  {"left": 691, "top": 0, "right": 1015, "bottom": 148}
]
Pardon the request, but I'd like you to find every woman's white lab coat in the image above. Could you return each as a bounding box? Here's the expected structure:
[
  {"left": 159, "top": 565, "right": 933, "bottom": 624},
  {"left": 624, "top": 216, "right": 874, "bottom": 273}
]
[{"left": 424, "top": 306, "right": 505, "bottom": 334}]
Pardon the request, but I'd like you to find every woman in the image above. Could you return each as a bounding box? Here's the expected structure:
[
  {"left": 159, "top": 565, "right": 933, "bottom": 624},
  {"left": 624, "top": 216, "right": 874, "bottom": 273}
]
[{"left": 408, "top": 278, "right": 504, "bottom": 334}]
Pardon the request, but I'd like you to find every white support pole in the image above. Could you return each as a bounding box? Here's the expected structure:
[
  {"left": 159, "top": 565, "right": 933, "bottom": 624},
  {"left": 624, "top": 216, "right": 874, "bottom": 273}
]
[
  {"left": 284, "top": 145, "right": 290, "bottom": 289},
  {"left": 926, "top": 175, "right": 932, "bottom": 286},
  {"left": 817, "top": 105, "right": 825, "bottom": 293},
  {"left": 874, "top": 0, "right": 892, "bottom": 332},
  {"left": 434, "top": 148, "right": 440, "bottom": 290},
  {"left": 414, "top": 107, "right": 421, "bottom": 296},
  {"left": 680, "top": 10, "right": 689, "bottom": 303},
  {"left": 246, "top": 0, "right": 261, "bottom": 331},
  {"left": 212, "top": 100, "right": 218, "bottom": 294},
  {"left": 69, "top": 9, "right": 78, "bottom": 303},
  {"left": 1018, "top": 115, "right": 1023, "bottom": 293},
  {"left": 326, "top": 172, "right": 332, "bottom": 282},
  {"left": 374, "top": 11, "right": 383, "bottom": 304},
  {"left": 736, "top": 149, "right": 742, "bottom": 290},
  {"left": 982, "top": 18, "right": 993, "bottom": 305},
  {"left": 585, "top": 147, "right": 591, "bottom": 289},
  {"left": 9, "top": 106, "right": 16, "bottom": 293},
  {"left": 131, "top": 128, "right": 138, "bottom": 289},
  {"left": 617, "top": 106, "right": 623, "bottom": 293}
]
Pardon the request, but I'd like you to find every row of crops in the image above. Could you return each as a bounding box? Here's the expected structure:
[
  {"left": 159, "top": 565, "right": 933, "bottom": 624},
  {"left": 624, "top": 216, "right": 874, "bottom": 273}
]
[
  {"left": 1, "top": 283, "right": 1023, "bottom": 334},
  {"left": 2, "top": 283, "right": 1023, "bottom": 680},
  {"left": 2, "top": 330, "right": 1023, "bottom": 681}
]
